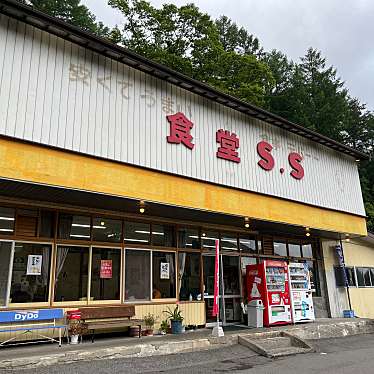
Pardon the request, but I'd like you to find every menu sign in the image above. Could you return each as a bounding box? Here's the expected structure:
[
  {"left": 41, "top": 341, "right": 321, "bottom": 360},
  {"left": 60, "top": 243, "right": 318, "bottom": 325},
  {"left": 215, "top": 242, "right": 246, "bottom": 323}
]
[
  {"left": 26, "top": 255, "right": 42, "bottom": 275},
  {"left": 100, "top": 260, "right": 113, "bottom": 279}
]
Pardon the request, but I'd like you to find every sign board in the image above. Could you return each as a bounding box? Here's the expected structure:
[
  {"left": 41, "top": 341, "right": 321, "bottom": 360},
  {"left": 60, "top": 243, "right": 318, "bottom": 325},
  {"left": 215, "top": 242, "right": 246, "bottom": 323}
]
[
  {"left": 100, "top": 260, "right": 112, "bottom": 279},
  {"left": 0, "top": 15, "right": 365, "bottom": 217},
  {"left": 0, "top": 308, "right": 64, "bottom": 323},
  {"left": 26, "top": 255, "right": 42, "bottom": 276},
  {"left": 160, "top": 262, "right": 170, "bottom": 280}
]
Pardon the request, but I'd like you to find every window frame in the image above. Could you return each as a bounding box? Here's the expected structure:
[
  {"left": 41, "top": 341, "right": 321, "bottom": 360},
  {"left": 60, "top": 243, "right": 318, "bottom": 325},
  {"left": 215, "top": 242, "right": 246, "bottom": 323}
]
[
  {"left": 123, "top": 247, "right": 178, "bottom": 303},
  {"left": 355, "top": 267, "right": 373, "bottom": 288},
  {"left": 89, "top": 246, "right": 123, "bottom": 304},
  {"left": 53, "top": 244, "right": 91, "bottom": 306},
  {"left": 9, "top": 240, "right": 53, "bottom": 308},
  {"left": 334, "top": 265, "right": 357, "bottom": 287}
]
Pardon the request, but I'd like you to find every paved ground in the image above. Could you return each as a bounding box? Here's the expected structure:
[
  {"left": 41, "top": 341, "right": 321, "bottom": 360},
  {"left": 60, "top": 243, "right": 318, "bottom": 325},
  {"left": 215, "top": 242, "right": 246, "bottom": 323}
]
[{"left": 2, "top": 333, "right": 374, "bottom": 373}]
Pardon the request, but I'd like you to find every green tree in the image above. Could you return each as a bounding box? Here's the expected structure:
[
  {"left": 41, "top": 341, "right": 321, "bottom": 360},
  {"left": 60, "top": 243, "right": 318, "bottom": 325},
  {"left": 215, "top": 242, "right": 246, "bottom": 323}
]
[
  {"left": 23, "top": 0, "right": 112, "bottom": 37},
  {"left": 215, "top": 15, "right": 262, "bottom": 56},
  {"left": 108, "top": 0, "right": 273, "bottom": 106}
]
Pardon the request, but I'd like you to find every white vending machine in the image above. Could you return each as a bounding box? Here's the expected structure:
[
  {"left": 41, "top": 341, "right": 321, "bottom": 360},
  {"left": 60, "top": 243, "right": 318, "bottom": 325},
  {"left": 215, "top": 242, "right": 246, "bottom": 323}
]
[{"left": 289, "top": 262, "right": 315, "bottom": 323}]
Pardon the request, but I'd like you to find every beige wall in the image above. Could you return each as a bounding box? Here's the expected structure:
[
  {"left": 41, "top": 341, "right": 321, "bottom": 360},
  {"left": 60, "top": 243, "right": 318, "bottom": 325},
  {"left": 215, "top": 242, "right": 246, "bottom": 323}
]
[
  {"left": 322, "top": 238, "right": 374, "bottom": 318},
  {"left": 134, "top": 301, "right": 205, "bottom": 330}
]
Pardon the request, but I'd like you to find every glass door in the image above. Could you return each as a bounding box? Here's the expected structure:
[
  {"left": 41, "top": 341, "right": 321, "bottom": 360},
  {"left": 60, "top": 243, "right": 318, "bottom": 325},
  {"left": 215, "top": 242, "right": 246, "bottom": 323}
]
[
  {"left": 203, "top": 254, "right": 241, "bottom": 326},
  {"left": 222, "top": 256, "right": 241, "bottom": 324}
]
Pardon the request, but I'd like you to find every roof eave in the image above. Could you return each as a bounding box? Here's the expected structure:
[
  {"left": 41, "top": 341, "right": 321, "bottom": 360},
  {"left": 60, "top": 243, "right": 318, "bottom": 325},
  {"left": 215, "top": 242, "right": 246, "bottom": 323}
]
[{"left": 0, "top": 0, "right": 369, "bottom": 161}]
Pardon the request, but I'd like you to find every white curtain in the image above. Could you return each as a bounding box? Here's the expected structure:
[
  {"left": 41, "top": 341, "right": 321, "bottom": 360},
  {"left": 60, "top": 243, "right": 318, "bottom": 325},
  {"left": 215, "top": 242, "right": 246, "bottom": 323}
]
[
  {"left": 55, "top": 247, "right": 69, "bottom": 284},
  {"left": 42, "top": 246, "right": 51, "bottom": 286},
  {"left": 178, "top": 253, "right": 186, "bottom": 294}
]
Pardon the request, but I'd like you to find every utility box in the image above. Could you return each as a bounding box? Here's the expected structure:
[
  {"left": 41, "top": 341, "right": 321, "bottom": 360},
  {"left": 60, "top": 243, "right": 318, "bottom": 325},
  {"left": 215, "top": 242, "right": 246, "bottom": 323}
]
[{"left": 247, "top": 299, "right": 264, "bottom": 328}]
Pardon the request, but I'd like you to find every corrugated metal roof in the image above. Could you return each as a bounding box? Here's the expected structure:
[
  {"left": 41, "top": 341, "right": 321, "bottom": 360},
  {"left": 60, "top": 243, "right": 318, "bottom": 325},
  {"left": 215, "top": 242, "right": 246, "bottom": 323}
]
[{"left": 0, "top": 0, "right": 369, "bottom": 160}]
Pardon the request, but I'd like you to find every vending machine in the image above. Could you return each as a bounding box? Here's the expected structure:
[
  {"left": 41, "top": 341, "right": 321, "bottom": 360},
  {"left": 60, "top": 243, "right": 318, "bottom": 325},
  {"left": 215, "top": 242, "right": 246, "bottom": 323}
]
[
  {"left": 289, "top": 262, "right": 315, "bottom": 323},
  {"left": 246, "top": 260, "right": 292, "bottom": 327}
]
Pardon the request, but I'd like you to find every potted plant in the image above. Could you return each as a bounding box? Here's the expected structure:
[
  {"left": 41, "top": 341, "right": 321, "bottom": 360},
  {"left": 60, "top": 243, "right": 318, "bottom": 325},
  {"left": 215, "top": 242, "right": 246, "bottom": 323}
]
[
  {"left": 164, "top": 305, "right": 184, "bottom": 334},
  {"left": 69, "top": 320, "right": 82, "bottom": 345},
  {"left": 160, "top": 319, "right": 169, "bottom": 335},
  {"left": 144, "top": 313, "right": 156, "bottom": 336}
]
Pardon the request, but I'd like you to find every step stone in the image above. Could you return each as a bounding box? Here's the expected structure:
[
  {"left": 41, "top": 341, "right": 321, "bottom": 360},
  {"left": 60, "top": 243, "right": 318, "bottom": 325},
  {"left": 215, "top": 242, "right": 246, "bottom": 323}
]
[
  {"left": 267, "top": 346, "right": 311, "bottom": 358},
  {"left": 256, "top": 336, "right": 292, "bottom": 350}
]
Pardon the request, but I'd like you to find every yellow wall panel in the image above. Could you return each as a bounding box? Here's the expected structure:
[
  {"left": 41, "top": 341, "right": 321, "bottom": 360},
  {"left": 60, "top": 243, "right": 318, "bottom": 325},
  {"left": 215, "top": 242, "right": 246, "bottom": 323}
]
[{"left": 0, "top": 138, "right": 367, "bottom": 236}]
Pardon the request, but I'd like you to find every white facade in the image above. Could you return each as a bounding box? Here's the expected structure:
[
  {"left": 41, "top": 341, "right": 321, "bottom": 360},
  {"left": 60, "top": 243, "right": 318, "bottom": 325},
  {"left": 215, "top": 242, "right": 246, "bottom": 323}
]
[{"left": 0, "top": 15, "right": 365, "bottom": 216}]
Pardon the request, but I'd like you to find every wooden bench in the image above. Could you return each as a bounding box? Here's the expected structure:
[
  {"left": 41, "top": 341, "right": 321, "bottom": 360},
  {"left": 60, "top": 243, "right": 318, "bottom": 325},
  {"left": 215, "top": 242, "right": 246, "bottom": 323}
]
[
  {"left": 79, "top": 306, "right": 145, "bottom": 342},
  {"left": 0, "top": 309, "right": 66, "bottom": 347}
]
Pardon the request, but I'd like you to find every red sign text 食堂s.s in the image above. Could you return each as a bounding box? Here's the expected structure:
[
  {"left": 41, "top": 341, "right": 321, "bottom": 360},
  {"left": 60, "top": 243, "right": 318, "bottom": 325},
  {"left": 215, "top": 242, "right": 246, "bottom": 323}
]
[
  {"left": 257, "top": 140, "right": 304, "bottom": 180},
  {"left": 166, "top": 113, "right": 305, "bottom": 180}
]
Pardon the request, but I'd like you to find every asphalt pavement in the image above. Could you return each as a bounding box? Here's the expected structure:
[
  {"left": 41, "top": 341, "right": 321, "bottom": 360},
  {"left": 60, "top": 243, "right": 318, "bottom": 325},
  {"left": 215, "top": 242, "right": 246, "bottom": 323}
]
[{"left": 2, "top": 333, "right": 374, "bottom": 373}]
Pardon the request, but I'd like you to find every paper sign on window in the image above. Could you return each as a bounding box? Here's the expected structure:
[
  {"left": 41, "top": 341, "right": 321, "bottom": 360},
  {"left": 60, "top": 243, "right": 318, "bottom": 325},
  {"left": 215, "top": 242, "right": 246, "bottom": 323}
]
[
  {"left": 26, "top": 255, "right": 42, "bottom": 275},
  {"left": 100, "top": 260, "right": 113, "bottom": 279},
  {"left": 160, "top": 262, "right": 170, "bottom": 280}
]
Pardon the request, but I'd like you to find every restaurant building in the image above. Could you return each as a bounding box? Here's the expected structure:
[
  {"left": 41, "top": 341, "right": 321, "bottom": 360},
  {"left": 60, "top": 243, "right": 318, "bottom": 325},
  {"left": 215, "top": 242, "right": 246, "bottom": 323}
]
[{"left": 0, "top": 0, "right": 368, "bottom": 333}]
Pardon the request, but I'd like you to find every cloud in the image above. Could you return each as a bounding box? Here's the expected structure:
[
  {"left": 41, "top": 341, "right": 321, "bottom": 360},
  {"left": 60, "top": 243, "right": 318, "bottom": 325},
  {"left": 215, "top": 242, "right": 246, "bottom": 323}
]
[{"left": 83, "top": 0, "right": 374, "bottom": 110}]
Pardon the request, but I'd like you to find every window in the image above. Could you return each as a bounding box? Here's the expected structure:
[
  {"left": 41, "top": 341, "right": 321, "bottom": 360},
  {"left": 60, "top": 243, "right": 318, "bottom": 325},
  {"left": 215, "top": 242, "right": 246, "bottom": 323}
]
[
  {"left": 39, "top": 210, "right": 55, "bottom": 238},
  {"left": 152, "top": 224, "right": 175, "bottom": 247},
  {"left": 288, "top": 243, "right": 302, "bottom": 257},
  {"left": 90, "top": 248, "right": 121, "bottom": 300},
  {"left": 58, "top": 214, "right": 91, "bottom": 240},
  {"left": 178, "top": 227, "right": 200, "bottom": 249},
  {"left": 221, "top": 233, "right": 238, "bottom": 251},
  {"left": 16, "top": 209, "right": 38, "bottom": 237},
  {"left": 125, "top": 249, "right": 150, "bottom": 301},
  {"left": 201, "top": 231, "right": 219, "bottom": 251},
  {"left": 239, "top": 235, "right": 257, "bottom": 253},
  {"left": 178, "top": 253, "right": 200, "bottom": 301},
  {"left": 222, "top": 256, "right": 240, "bottom": 295},
  {"left": 0, "top": 207, "right": 15, "bottom": 234},
  {"left": 10, "top": 243, "right": 51, "bottom": 303},
  {"left": 356, "top": 267, "right": 372, "bottom": 287},
  {"left": 274, "top": 241, "right": 287, "bottom": 257},
  {"left": 152, "top": 251, "right": 176, "bottom": 299},
  {"left": 92, "top": 217, "right": 122, "bottom": 243},
  {"left": 124, "top": 221, "right": 150, "bottom": 245},
  {"left": 0, "top": 242, "right": 12, "bottom": 306},
  {"left": 54, "top": 246, "right": 89, "bottom": 301},
  {"left": 334, "top": 266, "right": 356, "bottom": 287},
  {"left": 302, "top": 244, "right": 313, "bottom": 258}
]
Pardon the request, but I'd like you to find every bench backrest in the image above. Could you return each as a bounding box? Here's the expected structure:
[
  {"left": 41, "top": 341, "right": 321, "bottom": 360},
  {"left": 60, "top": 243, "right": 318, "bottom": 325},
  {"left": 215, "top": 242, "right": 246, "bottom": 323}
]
[
  {"left": 0, "top": 309, "right": 64, "bottom": 323},
  {"left": 79, "top": 306, "right": 135, "bottom": 320}
]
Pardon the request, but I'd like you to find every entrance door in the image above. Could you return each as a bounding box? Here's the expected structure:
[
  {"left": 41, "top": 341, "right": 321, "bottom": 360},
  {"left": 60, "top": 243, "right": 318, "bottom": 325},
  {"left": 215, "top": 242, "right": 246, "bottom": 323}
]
[{"left": 203, "top": 254, "right": 241, "bottom": 326}]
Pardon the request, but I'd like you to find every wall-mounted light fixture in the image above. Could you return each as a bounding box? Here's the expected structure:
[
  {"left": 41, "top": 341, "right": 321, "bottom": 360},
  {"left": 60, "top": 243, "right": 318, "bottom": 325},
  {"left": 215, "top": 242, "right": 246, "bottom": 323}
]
[
  {"left": 244, "top": 217, "right": 250, "bottom": 228},
  {"left": 139, "top": 200, "right": 146, "bottom": 214}
]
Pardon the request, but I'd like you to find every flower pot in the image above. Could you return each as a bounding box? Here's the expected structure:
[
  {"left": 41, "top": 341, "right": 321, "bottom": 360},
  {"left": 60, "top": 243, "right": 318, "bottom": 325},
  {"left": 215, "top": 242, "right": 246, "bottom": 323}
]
[
  {"left": 70, "top": 334, "right": 79, "bottom": 345},
  {"left": 146, "top": 328, "right": 154, "bottom": 336},
  {"left": 129, "top": 326, "right": 140, "bottom": 337},
  {"left": 171, "top": 320, "right": 183, "bottom": 334}
]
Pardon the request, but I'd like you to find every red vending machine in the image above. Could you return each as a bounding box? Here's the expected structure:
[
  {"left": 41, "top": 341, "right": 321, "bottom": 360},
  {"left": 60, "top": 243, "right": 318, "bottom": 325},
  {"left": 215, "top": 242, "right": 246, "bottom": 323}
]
[{"left": 246, "top": 260, "right": 292, "bottom": 327}]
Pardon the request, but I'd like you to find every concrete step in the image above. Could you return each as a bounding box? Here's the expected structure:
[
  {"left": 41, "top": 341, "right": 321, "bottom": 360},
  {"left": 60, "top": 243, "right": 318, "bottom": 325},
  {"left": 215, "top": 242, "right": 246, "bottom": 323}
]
[
  {"left": 256, "top": 336, "right": 292, "bottom": 350},
  {"left": 266, "top": 346, "right": 311, "bottom": 358},
  {"left": 238, "top": 332, "right": 313, "bottom": 358}
]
